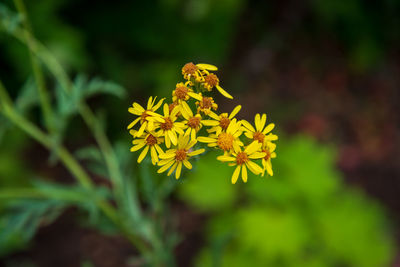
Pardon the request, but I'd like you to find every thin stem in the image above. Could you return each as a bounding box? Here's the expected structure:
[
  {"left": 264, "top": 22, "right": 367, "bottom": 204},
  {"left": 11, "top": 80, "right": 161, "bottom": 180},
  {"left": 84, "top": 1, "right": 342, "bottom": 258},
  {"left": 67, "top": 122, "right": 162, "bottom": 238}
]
[
  {"left": 0, "top": 80, "right": 150, "bottom": 256},
  {"left": 13, "top": 0, "right": 53, "bottom": 133},
  {"left": 8, "top": 26, "right": 131, "bottom": 208}
]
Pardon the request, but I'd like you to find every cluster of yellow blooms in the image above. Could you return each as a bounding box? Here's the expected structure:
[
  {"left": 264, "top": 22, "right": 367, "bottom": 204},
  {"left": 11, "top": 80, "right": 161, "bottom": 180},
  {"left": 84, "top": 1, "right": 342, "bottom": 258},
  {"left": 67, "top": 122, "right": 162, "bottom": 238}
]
[{"left": 127, "top": 63, "right": 278, "bottom": 184}]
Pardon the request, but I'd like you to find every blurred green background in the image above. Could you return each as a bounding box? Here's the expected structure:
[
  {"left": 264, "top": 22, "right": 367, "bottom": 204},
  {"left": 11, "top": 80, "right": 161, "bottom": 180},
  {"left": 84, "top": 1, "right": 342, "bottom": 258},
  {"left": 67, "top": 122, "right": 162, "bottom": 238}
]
[{"left": 1, "top": 0, "right": 399, "bottom": 266}]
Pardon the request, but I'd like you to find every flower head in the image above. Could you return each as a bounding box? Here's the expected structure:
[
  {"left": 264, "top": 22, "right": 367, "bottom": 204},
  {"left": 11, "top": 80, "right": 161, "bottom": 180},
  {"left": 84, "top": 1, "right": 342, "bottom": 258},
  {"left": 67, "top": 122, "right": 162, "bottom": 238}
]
[
  {"left": 242, "top": 114, "right": 277, "bottom": 144},
  {"left": 157, "top": 134, "right": 205, "bottom": 179},
  {"left": 157, "top": 104, "right": 185, "bottom": 148},
  {"left": 262, "top": 141, "right": 277, "bottom": 176},
  {"left": 129, "top": 131, "right": 164, "bottom": 165},
  {"left": 197, "top": 118, "right": 243, "bottom": 152},
  {"left": 217, "top": 141, "right": 265, "bottom": 184},
  {"left": 128, "top": 96, "right": 165, "bottom": 137},
  {"left": 180, "top": 101, "right": 219, "bottom": 140},
  {"left": 207, "top": 105, "right": 241, "bottom": 135},
  {"left": 195, "top": 94, "right": 218, "bottom": 115}
]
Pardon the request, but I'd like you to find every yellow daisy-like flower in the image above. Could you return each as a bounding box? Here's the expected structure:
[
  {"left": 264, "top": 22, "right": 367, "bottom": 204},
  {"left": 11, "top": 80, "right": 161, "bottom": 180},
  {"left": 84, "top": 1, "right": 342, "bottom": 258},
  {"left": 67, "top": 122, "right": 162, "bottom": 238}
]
[
  {"left": 157, "top": 103, "right": 185, "bottom": 148},
  {"left": 242, "top": 114, "right": 277, "bottom": 144},
  {"left": 217, "top": 141, "right": 266, "bottom": 184},
  {"left": 128, "top": 96, "right": 165, "bottom": 137},
  {"left": 172, "top": 82, "right": 201, "bottom": 104},
  {"left": 207, "top": 105, "right": 242, "bottom": 136},
  {"left": 262, "top": 142, "right": 277, "bottom": 176},
  {"left": 197, "top": 118, "right": 243, "bottom": 153},
  {"left": 157, "top": 134, "right": 205, "bottom": 179},
  {"left": 202, "top": 73, "right": 233, "bottom": 99},
  {"left": 129, "top": 131, "right": 164, "bottom": 165},
  {"left": 182, "top": 62, "right": 201, "bottom": 81},
  {"left": 195, "top": 94, "right": 218, "bottom": 115},
  {"left": 180, "top": 102, "right": 219, "bottom": 140}
]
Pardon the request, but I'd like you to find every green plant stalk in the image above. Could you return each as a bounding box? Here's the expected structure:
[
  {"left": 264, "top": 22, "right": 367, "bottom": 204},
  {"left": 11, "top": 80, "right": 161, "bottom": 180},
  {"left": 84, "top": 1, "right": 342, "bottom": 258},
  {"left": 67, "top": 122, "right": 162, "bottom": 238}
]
[
  {"left": 13, "top": 0, "right": 54, "bottom": 133},
  {"left": 0, "top": 81, "right": 150, "bottom": 257},
  {"left": 6, "top": 26, "right": 140, "bottom": 213}
]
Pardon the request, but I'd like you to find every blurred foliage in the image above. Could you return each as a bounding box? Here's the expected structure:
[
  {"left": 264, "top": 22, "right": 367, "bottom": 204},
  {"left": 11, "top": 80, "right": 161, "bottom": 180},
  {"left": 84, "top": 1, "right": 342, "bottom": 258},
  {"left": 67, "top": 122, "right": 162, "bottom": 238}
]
[{"left": 178, "top": 136, "right": 395, "bottom": 267}]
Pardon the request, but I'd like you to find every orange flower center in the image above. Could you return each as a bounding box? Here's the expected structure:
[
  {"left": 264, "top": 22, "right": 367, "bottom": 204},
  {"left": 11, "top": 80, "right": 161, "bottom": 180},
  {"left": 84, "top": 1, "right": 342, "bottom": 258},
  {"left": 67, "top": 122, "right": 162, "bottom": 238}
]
[
  {"left": 145, "top": 134, "right": 157, "bottom": 146},
  {"left": 175, "top": 86, "right": 189, "bottom": 100},
  {"left": 236, "top": 152, "right": 248, "bottom": 165},
  {"left": 175, "top": 149, "right": 187, "bottom": 161},
  {"left": 201, "top": 97, "right": 213, "bottom": 109},
  {"left": 217, "top": 132, "right": 234, "bottom": 151},
  {"left": 187, "top": 116, "right": 201, "bottom": 129},
  {"left": 204, "top": 74, "right": 219, "bottom": 88},
  {"left": 262, "top": 148, "right": 271, "bottom": 160},
  {"left": 140, "top": 111, "right": 150, "bottom": 123},
  {"left": 161, "top": 117, "right": 173, "bottom": 130},
  {"left": 219, "top": 117, "right": 230, "bottom": 130},
  {"left": 182, "top": 62, "right": 198, "bottom": 75},
  {"left": 253, "top": 131, "right": 265, "bottom": 143}
]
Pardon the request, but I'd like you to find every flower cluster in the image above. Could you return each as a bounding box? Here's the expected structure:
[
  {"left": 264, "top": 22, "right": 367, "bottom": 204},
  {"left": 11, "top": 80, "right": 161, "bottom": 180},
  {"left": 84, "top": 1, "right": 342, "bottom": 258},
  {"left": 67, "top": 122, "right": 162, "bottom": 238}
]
[{"left": 128, "top": 63, "right": 278, "bottom": 184}]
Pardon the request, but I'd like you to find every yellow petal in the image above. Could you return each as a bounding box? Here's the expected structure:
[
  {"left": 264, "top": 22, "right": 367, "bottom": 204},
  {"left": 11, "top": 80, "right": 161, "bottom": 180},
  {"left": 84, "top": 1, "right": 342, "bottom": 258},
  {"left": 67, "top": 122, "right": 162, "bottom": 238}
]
[
  {"left": 217, "top": 155, "right": 236, "bottom": 162},
  {"left": 130, "top": 142, "right": 146, "bottom": 152},
  {"left": 137, "top": 146, "right": 149, "bottom": 163},
  {"left": 260, "top": 114, "right": 267, "bottom": 130},
  {"left": 168, "top": 130, "right": 178, "bottom": 145},
  {"left": 175, "top": 162, "right": 183, "bottom": 179},
  {"left": 246, "top": 160, "right": 263, "bottom": 175},
  {"left": 158, "top": 160, "right": 175, "bottom": 173},
  {"left": 262, "top": 123, "right": 275, "bottom": 134},
  {"left": 249, "top": 152, "right": 266, "bottom": 159},
  {"left": 152, "top": 97, "right": 165, "bottom": 111},
  {"left": 231, "top": 165, "right": 241, "bottom": 184},
  {"left": 147, "top": 96, "right": 153, "bottom": 109},
  {"left": 241, "top": 164, "right": 248, "bottom": 183},
  {"left": 241, "top": 120, "right": 255, "bottom": 132},
  {"left": 255, "top": 114, "right": 261, "bottom": 131},
  {"left": 244, "top": 141, "right": 261, "bottom": 154},
  {"left": 202, "top": 120, "right": 219, "bottom": 126},
  {"left": 216, "top": 85, "right": 233, "bottom": 99},
  {"left": 229, "top": 105, "right": 241, "bottom": 119},
  {"left": 159, "top": 150, "right": 175, "bottom": 159},
  {"left": 150, "top": 146, "right": 158, "bottom": 164},
  {"left": 127, "top": 117, "right": 140, "bottom": 129},
  {"left": 167, "top": 162, "right": 178, "bottom": 176},
  {"left": 197, "top": 136, "right": 216, "bottom": 143},
  {"left": 188, "top": 92, "right": 202, "bottom": 101},
  {"left": 187, "top": 148, "right": 205, "bottom": 156},
  {"left": 163, "top": 103, "right": 169, "bottom": 117},
  {"left": 196, "top": 63, "right": 218, "bottom": 71},
  {"left": 183, "top": 159, "right": 192, "bottom": 169}
]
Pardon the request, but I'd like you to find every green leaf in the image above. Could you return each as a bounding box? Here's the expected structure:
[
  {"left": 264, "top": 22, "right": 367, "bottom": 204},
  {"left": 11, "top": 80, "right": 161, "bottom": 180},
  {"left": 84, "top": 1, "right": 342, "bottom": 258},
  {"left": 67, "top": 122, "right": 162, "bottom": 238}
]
[
  {"left": 74, "top": 74, "right": 126, "bottom": 99},
  {"left": 178, "top": 151, "right": 238, "bottom": 212},
  {"left": 15, "top": 77, "right": 40, "bottom": 114},
  {"left": 0, "top": 3, "right": 22, "bottom": 33},
  {"left": 0, "top": 198, "right": 66, "bottom": 256},
  {"left": 75, "top": 146, "right": 108, "bottom": 178}
]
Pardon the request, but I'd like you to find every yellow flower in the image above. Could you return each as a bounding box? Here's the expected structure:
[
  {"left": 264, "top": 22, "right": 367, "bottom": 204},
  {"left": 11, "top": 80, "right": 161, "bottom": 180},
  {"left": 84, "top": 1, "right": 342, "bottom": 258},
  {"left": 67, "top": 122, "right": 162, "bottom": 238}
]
[
  {"left": 180, "top": 102, "right": 219, "bottom": 140},
  {"left": 202, "top": 73, "right": 233, "bottom": 99},
  {"left": 241, "top": 114, "right": 277, "bottom": 144},
  {"left": 172, "top": 82, "right": 201, "bottom": 104},
  {"left": 182, "top": 62, "right": 201, "bottom": 81},
  {"left": 128, "top": 96, "right": 165, "bottom": 137},
  {"left": 217, "top": 141, "right": 266, "bottom": 184},
  {"left": 195, "top": 94, "right": 218, "bottom": 115},
  {"left": 262, "top": 142, "right": 277, "bottom": 176},
  {"left": 157, "top": 103, "right": 185, "bottom": 148},
  {"left": 157, "top": 134, "right": 205, "bottom": 179},
  {"left": 130, "top": 131, "right": 164, "bottom": 165},
  {"left": 197, "top": 118, "right": 243, "bottom": 152},
  {"left": 207, "top": 105, "right": 242, "bottom": 136}
]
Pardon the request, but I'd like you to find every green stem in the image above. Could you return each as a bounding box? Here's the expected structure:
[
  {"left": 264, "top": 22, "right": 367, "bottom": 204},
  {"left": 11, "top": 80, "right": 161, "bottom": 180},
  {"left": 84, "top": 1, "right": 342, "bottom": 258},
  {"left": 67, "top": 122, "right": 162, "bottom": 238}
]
[
  {"left": 7, "top": 26, "right": 133, "bottom": 210},
  {"left": 0, "top": 80, "right": 150, "bottom": 257},
  {"left": 13, "top": 0, "right": 53, "bottom": 133}
]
